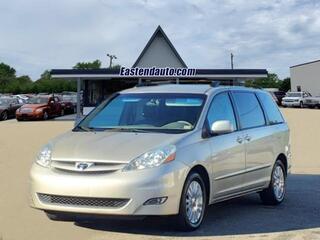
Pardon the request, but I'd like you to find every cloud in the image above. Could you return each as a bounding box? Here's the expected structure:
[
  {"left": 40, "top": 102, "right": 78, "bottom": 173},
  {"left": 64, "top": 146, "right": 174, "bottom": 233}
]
[{"left": 0, "top": 0, "right": 319, "bottom": 79}]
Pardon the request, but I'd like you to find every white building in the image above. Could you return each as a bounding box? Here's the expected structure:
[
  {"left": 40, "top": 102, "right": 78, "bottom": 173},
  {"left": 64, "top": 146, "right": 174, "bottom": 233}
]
[{"left": 290, "top": 60, "right": 320, "bottom": 96}]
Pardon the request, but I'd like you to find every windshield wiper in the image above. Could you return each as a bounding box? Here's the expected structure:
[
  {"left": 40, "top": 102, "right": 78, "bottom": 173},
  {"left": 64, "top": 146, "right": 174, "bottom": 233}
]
[{"left": 103, "top": 128, "right": 150, "bottom": 133}]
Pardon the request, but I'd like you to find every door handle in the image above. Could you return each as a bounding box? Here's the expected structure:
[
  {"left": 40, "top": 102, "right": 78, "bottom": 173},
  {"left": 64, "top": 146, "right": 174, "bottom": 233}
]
[
  {"left": 244, "top": 134, "right": 251, "bottom": 141},
  {"left": 236, "top": 136, "right": 243, "bottom": 144}
]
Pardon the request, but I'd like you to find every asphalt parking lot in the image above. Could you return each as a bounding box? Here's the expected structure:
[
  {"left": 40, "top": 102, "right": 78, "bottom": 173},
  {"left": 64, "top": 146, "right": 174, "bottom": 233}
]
[{"left": 0, "top": 108, "right": 319, "bottom": 240}]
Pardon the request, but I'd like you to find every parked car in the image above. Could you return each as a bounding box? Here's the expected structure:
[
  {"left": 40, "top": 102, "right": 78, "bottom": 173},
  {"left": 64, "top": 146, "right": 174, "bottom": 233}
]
[
  {"left": 268, "top": 91, "right": 279, "bottom": 105},
  {"left": 272, "top": 91, "right": 286, "bottom": 106},
  {"left": 13, "top": 94, "right": 30, "bottom": 104},
  {"left": 16, "top": 95, "right": 63, "bottom": 121},
  {"left": 0, "top": 97, "right": 23, "bottom": 120},
  {"left": 60, "top": 94, "right": 77, "bottom": 114},
  {"left": 281, "top": 91, "right": 311, "bottom": 108},
  {"left": 303, "top": 96, "right": 320, "bottom": 108},
  {"left": 30, "top": 85, "right": 291, "bottom": 231}
]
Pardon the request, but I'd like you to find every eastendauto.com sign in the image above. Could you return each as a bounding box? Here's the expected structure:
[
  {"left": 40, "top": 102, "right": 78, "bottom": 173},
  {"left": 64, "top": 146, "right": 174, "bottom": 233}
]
[{"left": 120, "top": 67, "right": 196, "bottom": 77}]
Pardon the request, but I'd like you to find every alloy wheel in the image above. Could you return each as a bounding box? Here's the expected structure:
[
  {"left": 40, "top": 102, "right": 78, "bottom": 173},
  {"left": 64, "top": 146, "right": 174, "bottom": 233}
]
[
  {"left": 273, "top": 165, "right": 285, "bottom": 201},
  {"left": 43, "top": 112, "right": 48, "bottom": 120},
  {"left": 2, "top": 111, "right": 8, "bottom": 120},
  {"left": 185, "top": 180, "right": 204, "bottom": 225}
]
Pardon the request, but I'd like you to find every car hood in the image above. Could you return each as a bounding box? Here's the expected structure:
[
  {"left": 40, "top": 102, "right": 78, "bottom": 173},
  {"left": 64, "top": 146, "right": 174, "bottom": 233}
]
[
  {"left": 50, "top": 131, "right": 185, "bottom": 163},
  {"left": 21, "top": 104, "right": 47, "bottom": 109}
]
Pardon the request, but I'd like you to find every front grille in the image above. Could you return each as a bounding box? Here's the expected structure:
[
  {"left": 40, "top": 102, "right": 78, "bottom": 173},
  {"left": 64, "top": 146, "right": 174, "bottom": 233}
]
[
  {"left": 51, "top": 160, "right": 126, "bottom": 173},
  {"left": 38, "top": 193, "right": 130, "bottom": 208},
  {"left": 21, "top": 108, "right": 33, "bottom": 113}
]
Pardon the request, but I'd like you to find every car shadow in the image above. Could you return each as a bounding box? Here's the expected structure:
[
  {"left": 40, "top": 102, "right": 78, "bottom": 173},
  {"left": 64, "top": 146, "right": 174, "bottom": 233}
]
[{"left": 75, "top": 174, "right": 320, "bottom": 237}]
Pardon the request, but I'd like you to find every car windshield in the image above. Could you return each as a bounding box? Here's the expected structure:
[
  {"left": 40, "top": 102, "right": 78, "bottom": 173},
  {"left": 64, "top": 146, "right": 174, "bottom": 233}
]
[
  {"left": 27, "top": 97, "right": 49, "bottom": 104},
  {"left": 77, "top": 93, "right": 206, "bottom": 133},
  {"left": 62, "top": 95, "right": 76, "bottom": 102},
  {"left": 286, "top": 92, "right": 301, "bottom": 97},
  {"left": 0, "top": 98, "right": 10, "bottom": 105}
]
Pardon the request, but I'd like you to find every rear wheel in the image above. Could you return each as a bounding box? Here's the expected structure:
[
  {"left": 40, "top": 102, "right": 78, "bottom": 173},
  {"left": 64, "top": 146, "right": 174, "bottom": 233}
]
[
  {"left": 300, "top": 101, "right": 304, "bottom": 108},
  {"left": 1, "top": 111, "right": 8, "bottom": 120},
  {"left": 260, "top": 160, "right": 286, "bottom": 205},
  {"left": 175, "top": 172, "right": 207, "bottom": 231}
]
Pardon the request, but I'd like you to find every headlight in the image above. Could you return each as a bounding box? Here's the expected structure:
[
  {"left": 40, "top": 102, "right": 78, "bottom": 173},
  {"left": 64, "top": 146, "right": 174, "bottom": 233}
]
[
  {"left": 35, "top": 108, "right": 43, "bottom": 113},
  {"left": 36, "top": 145, "right": 52, "bottom": 167},
  {"left": 123, "top": 145, "right": 176, "bottom": 171}
]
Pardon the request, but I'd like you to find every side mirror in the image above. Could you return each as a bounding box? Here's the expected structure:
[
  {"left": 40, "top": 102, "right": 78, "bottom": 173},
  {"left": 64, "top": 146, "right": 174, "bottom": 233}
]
[{"left": 211, "top": 120, "right": 234, "bottom": 135}]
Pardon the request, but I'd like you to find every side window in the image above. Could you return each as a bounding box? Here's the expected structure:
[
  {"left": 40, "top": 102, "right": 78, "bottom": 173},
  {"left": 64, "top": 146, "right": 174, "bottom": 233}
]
[
  {"left": 207, "top": 92, "right": 237, "bottom": 131},
  {"left": 232, "top": 92, "right": 265, "bottom": 129},
  {"left": 257, "top": 92, "right": 284, "bottom": 125}
]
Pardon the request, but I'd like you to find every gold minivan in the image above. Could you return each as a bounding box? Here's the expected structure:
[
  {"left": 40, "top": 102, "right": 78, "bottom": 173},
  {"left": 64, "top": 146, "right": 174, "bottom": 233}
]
[{"left": 30, "top": 84, "right": 291, "bottom": 231}]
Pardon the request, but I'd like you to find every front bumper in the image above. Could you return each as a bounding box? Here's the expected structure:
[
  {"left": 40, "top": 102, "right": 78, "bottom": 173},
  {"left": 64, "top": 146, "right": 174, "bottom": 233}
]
[
  {"left": 16, "top": 112, "right": 43, "bottom": 120},
  {"left": 30, "top": 161, "right": 189, "bottom": 216},
  {"left": 281, "top": 101, "right": 300, "bottom": 107}
]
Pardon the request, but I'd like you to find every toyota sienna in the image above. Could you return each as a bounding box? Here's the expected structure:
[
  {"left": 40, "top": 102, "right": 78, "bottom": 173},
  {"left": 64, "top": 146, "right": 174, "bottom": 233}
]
[{"left": 30, "top": 84, "right": 291, "bottom": 231}]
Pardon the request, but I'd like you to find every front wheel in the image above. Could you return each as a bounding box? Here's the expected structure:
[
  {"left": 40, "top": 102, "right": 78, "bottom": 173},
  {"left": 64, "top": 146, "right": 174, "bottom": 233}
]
[
  {"left": 1, "top": 111, "right": 8, "bottom": 121},
  {"left": 175, "top": 172, "right": 207, "bottom": 231},
  {"left": 43, "top": 111, "right": 49, "bottom": 120},
  {"left": 260, "top": 160, "right": 286, "bottom": 205}
]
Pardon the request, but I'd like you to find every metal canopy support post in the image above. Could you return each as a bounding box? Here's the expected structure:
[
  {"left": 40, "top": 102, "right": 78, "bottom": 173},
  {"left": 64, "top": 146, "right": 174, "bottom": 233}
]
[
  {"left": 176, "top": 78, "right": 180, "bottom": 84},
  {"left": 76, "top": 77, "right": 81, "bottom": 119}
]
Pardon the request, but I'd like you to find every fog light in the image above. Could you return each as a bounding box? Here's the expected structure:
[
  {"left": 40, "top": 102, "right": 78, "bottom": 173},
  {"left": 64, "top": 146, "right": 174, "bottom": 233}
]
[{"left": 143, "top": 197, "right": 168, "bottom": 205}]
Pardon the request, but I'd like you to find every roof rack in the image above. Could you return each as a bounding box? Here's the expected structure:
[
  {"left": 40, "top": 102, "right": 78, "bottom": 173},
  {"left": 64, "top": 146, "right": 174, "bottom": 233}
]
[
  {"left": 135, "top": 80, "right": 222, "bottom": 88},
  {"left": 210, "top": 81, "right": 220, "bottom": 87},
  {"left": 135, "top": 80, "right": 175, "bottom": 87}
]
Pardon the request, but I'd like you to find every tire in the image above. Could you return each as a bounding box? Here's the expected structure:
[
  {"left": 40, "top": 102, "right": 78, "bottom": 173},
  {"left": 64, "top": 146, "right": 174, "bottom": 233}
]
[
  {"left": 1, "top": 111, "right": 8, "bottom": 121},
  {"left": 43, "top": 111, "right": 49, "bottom": 120},
  {"left": 175, "top": 172, "right": 207, "bottom": 231},
  {"left": 300, "top": 101, "right": 304, "bottom": 108},
  {"left": 259, "top": 160, "right": 286, "bottom": 205}
]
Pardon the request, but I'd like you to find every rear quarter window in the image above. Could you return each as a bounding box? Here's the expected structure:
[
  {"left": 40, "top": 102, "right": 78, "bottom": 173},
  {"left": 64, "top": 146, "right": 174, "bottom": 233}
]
[{"left": 257, "top": 92, "right": 284, "bottom": 125}]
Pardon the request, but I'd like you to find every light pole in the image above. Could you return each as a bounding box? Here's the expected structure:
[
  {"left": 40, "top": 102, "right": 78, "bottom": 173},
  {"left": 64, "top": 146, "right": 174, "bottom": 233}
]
[
  {"left": 230, "top": 53, "right": 234, "bottom": 69},
  {"left": 107, "top": 53, "right": 117, "bottom": 68}
]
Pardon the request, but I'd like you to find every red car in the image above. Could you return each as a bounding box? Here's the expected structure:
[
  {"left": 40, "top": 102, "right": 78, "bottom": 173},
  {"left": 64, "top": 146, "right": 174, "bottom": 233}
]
[{"left": 16, "top": 95, "right": 63, "bottom": 121}]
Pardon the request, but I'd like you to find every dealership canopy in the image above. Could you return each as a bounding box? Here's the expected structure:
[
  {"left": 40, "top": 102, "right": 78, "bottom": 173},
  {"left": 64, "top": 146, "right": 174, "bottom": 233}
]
[{"left": 50, "top": 25, "right": 268, "bottom": 117}]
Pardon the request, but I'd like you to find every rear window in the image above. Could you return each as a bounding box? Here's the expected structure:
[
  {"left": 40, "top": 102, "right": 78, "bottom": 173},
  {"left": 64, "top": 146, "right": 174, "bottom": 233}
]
[
  {"left": 232, "top": 92, "right": 266, "bottom": 129},
  {"left": 257, "top": 92, "right": 284, "bottom": 125}
]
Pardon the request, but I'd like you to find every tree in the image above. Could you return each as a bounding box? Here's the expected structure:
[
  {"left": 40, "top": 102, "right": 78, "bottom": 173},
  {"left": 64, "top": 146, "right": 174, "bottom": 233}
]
[
  {"left": 31, "top": 70, "right": 76, "bottom": 93},
  {"left": 0, "top": 62, "right": 16, "bottom": 77},
  {"left": 0, "top": 63, "right": 16, "bottom": 92},
  {"left": 245, "top": 73, "right": 280, "bottom": 89},
  {"left": 73, "top": 60, "right": 101, "bottom": 70},
  {"left": 279, "top": 78, "right": 291, "bottom": 92},
  {"left": 108, "top": 64, "right": 121, "bottom": 70}
]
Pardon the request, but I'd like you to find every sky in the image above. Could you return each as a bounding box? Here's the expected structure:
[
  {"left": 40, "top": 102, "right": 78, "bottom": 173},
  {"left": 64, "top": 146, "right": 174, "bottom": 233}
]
[{"left": 0, "top": 0, "right": 320, "bottom": 80}]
